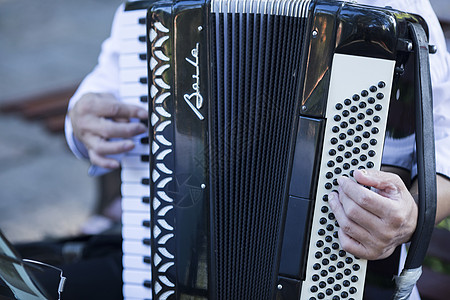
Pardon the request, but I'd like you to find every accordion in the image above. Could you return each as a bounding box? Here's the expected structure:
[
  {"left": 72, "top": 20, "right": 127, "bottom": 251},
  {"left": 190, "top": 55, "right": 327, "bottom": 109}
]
[{"left": 119, "top": 0, "right": 435, "bottom": 299}]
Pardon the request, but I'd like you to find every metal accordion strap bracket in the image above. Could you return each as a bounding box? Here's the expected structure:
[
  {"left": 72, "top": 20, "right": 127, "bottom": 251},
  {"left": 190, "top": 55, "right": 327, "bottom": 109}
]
[{"left": 392, "top": 21, "right": 437, "bottom": 300}]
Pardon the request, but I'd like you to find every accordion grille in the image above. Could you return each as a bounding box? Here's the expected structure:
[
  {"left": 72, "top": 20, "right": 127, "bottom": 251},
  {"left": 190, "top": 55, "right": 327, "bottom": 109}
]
[{"left": 209, "top": 12, "right": 308, "bottom": 299}]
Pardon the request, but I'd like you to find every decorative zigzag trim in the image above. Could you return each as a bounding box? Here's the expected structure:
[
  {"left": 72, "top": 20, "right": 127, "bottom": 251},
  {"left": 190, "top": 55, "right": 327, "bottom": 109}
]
[{"left": 149, "top": 17, "right": 176, "bottom": 300}]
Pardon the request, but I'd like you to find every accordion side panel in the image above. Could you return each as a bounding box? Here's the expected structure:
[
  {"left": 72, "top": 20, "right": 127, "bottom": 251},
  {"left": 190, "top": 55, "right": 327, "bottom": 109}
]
[{"left": 299, "top": 54, "right": 395, "bottom": 300}]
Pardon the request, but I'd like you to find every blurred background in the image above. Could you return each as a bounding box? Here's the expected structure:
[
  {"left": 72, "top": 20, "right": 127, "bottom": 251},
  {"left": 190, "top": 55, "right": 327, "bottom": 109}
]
[
  {"left": 0, "top": 0, "right": 122, "bottom": 243},
  {"left": 0, "top": 0, "right": 449, "bottom": 298}
]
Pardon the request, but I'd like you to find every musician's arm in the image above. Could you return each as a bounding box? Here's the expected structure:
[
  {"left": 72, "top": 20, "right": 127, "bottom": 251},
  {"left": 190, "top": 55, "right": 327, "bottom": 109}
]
[
  {"left": 328, "top": 169, "right": 450, "bottom": 261},
  {"left": 65, "top": 4, "right": 148, "bottom": 169},
  {"left": 426, "top": 174, "right": 450, "bottom": 224}
]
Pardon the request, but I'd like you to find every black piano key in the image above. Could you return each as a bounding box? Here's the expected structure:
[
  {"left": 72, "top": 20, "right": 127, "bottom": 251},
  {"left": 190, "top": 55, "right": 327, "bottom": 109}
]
[
  {"left": 139, "top": 77, "right": 148, "bottom": 84},
  {"left": 140, "top": 95, "right": 148, "bottom": 103},
  {"left": 143, "top": 280, "right": 152, "bottom": 288}
]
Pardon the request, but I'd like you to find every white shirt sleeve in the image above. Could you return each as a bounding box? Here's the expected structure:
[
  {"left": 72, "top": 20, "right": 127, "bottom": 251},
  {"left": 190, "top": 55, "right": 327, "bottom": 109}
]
[
  {"left": 359, "top": 0, "right": 450, "bottom": 180},
  {"left": 64, "top": 4, "right": 124, "bottom": 159}
]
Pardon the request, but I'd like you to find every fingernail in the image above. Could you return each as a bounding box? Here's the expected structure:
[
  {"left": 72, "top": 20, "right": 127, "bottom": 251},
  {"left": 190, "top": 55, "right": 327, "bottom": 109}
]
[
  {"left": 108, "top": 161, "right": 120, "bottom": 169},
  {"left": 137, "top": 124, "right": 147, "bottom": 133},
  {"left": 359, "top": 169, "right": 368, "bottom": 176},
  {"left": 337, "top": 176, "right": 347, "bottom": 186},
  {"left": 328, "top": 193, "right": 335, "bottom": 202},
  {"left": 123, "top": 140, "right": 135, "bottom": 150},
  {"left": 138, "top": 110, "right": 148, "bottom": 119}
]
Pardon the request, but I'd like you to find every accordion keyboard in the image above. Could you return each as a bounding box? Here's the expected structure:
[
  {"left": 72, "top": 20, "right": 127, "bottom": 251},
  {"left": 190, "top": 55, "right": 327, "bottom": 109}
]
[
  {"left": 118, "top": 8, "right": 152, "bottom": 300},
  {"left": 300, "top": 54, "right": 395, "bottom": 300}
]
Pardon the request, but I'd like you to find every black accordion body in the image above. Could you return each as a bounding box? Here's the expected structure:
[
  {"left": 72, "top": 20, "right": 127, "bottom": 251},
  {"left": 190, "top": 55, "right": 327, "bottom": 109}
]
[{"left": 119, "top": 0, "right": 431, "bottom": 299}]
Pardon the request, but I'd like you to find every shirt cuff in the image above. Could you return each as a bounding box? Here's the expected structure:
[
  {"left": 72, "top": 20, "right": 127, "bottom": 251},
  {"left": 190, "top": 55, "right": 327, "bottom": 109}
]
[{"left": 64, "top": 113, "right": 89, "bottom": 159}]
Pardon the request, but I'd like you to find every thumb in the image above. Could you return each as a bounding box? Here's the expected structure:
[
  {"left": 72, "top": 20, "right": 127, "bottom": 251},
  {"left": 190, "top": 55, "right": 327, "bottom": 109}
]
[{"left": 353, "top": 169, "right": 402, "bottom": 196}]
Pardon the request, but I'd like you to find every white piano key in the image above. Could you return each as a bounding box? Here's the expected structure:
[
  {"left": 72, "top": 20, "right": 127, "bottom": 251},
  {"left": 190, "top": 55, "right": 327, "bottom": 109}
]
[
  {"left": 123, "top": 253, "right": 151, "bottom": 271},
  {"left": 123, "top": 225, "right": 151, "bottom": 240},
  {"left": 121, "top": 68, "right": 148, "bottom": 84},
  {"left": 122, "top": 183, "right": 149, "bottom": 198},
  {"left": 123, "top": 284, "right": 152, "bottom": 299},
  {"left": 122, "top": 168, "right": 149, "bottom": 183},
  {"left": 121, "top": 9, "right": 147, "bottom": 26},
  {"left": 123, "top": 269, "right": 151, "bottom": 284},
  {"left": 122, "top": 196, "right": 150, "bottom": 212},
  {"left": 122, "top": 155, "right": 148, "bottom": 169},
  {"left": 120, "top": 39, "right": 147, "bottom": 54},
  {"left": 118, "top": 24, "right": 146, "bottom": 40},
  {"left": 121, "top": 82, "right": 149, "bottom": 98},
  {"left": 120, "top": 53, "right": 147, "bottom": 69},
  {"left": 122, "top": 211, "right": 150, "bottom": 226},
  {"left": 123, "top": 239, "right": 151, "bottom": 256},
  {"left": 119, "top": 82, "right": 148, "bottom": 98}
]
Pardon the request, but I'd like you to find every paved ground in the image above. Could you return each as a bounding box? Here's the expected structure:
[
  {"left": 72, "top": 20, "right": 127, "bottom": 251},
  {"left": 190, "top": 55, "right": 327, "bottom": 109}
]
[
  {"left": 0, "top": 0, "right": 448, "bottom": 246},
  {"left": 0, "top": 0, "right": 121, "bottom": 243}
]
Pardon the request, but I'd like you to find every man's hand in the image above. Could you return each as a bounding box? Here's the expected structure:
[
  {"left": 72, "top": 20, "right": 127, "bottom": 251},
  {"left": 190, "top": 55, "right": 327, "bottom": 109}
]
[
  {"left": 328, "top": 169, "right": 418, "bottom": 260},
  {"left": 69, "top": 93, "right": 148, "bottom": 169}
]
